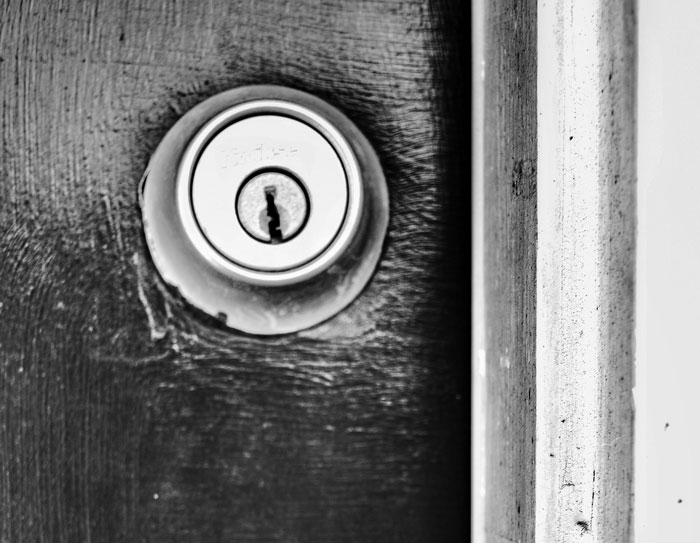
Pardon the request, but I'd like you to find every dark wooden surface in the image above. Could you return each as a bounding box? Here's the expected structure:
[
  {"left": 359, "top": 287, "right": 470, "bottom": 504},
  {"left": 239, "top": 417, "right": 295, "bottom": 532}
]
[
  {"left": 0, "top": 1, "right": 466, "bottom": 542},
  {"left": 483, "top": 1, "right": 537, "bottom": 542}
]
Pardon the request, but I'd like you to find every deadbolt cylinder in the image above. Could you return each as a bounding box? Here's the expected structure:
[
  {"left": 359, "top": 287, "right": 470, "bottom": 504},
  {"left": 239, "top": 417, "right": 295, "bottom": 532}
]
[{"left": 140, "top": 85, "right": 388, "bottom": 334}]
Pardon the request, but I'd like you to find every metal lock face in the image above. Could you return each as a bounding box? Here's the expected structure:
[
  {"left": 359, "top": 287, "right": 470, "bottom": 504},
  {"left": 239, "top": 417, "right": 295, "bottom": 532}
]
[
  {"left": 141, "top": 86, "right": 388, "bottom": 335},
  {"left": 182, "top": 105, "right": 361, "bottom": 283}
]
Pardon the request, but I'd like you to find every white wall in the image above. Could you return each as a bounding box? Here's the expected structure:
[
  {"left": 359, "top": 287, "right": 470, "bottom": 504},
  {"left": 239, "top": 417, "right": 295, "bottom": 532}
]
[{"left": 636, "top": 1, "right": 700, "bottom": 540}]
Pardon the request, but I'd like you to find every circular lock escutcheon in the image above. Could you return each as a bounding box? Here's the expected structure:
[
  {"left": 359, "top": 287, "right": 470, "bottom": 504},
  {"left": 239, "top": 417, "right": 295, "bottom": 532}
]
[{"left": 140, "top": 85, "right": 389, "bottom": 335}]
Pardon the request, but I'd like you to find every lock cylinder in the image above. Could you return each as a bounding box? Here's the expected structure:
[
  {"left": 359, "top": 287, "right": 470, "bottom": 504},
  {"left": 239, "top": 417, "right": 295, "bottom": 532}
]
[
  {"left": 140, "top": 85, "right": 388, "bottom": 334},
  {"left": 235, "top": 169, "right": 309, "bottom": 244},
  {"left": 181, "top": 101, "right": 362, "bottom": 283}
]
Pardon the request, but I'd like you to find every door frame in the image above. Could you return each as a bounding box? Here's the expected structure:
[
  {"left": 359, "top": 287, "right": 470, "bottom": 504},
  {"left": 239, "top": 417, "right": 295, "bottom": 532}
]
[{"left": 474, "top": 1, "right": 637, "bottom": 541}]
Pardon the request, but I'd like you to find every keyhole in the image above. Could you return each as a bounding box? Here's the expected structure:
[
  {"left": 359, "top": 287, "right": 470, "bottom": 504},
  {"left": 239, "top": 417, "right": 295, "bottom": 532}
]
[
  {"left": 237, "top": 170, "right": 308, "bottom": 244},
  {"left": 264, "top": 186, "right": 283, "bottom": 243}
]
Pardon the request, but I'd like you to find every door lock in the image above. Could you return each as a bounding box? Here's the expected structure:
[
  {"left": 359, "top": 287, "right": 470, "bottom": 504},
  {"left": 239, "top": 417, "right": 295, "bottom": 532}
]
[{"left": 140, "top": 85, "right": 388, "bottom": 335}]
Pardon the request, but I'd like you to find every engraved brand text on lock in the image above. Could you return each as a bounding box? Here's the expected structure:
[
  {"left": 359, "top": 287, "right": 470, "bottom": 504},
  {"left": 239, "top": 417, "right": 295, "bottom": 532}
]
[{"left": 228, "top": 144, "right": 299, "bottom": 167}]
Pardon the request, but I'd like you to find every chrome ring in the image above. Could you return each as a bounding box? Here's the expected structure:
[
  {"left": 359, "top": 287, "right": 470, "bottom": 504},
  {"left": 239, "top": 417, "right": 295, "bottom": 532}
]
[{"left": 176, "top": 100, "right": 363, "bottom": 286}]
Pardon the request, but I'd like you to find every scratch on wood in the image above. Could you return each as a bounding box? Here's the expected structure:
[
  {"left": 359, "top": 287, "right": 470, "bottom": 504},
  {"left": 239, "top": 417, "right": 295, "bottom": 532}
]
[{"left": 133, "top": 252, "right": 167, "bottom": 341}]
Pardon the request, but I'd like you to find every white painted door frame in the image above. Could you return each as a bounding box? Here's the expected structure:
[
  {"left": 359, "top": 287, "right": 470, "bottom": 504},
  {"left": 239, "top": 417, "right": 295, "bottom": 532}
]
[{"left": 474, "top": 1, "right": 636, "bottom": 541}]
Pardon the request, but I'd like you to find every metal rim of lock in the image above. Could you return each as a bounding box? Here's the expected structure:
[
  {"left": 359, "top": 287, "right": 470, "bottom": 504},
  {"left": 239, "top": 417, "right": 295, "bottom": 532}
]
[{"left": 140, "top": 85, "right": 389, "bottom": 335}]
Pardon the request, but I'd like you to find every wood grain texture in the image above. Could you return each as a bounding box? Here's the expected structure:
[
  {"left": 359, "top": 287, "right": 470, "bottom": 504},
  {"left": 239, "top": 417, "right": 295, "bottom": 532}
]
[
  {"left": 536, "top": 0, "right": 636, "bottom": 541},
  {"left": 0, "top": 1, "right": 467, "bottom": 542},
  {"left": 483, "top": 1, "right": 537, "bottom": 542}
]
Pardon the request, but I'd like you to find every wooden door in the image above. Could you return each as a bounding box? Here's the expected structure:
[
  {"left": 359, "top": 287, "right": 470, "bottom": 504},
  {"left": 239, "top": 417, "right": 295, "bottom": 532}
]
[{"left": 0, "top": 1, "right": 466, "bottom": 541}]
